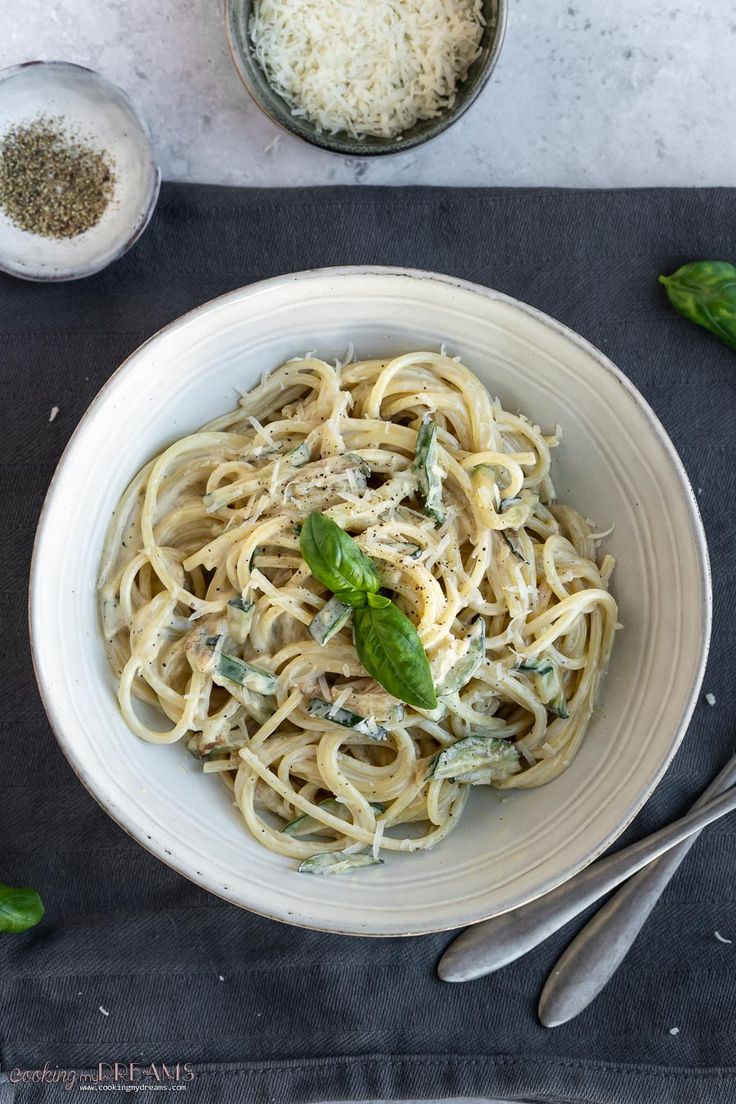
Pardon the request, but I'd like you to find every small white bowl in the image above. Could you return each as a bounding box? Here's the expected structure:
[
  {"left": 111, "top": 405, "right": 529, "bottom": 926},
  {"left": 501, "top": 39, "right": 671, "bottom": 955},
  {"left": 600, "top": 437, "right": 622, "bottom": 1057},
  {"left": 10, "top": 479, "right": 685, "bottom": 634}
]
[
  {"left": 30, "top": 268, "right": 711, "bottom": 936},
  {"left": 0, "top": 61, "right": 160, "bottom": 282}
]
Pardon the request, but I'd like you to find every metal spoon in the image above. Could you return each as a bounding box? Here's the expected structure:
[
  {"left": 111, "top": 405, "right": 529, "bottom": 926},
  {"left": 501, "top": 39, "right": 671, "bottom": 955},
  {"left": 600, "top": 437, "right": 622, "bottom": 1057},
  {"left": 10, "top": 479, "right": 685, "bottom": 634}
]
[
  {"left": 437, "top": 772, "right": 736, "bottom": 983},
  {"left": 538, "top": 752, "right": 736, "bottom": 1026}
]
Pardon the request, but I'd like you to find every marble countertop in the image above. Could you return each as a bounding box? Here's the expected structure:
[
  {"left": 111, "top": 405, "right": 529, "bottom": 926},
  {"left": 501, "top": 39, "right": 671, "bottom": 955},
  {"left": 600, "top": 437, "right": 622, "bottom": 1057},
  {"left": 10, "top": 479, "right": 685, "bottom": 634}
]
[{"left": 3, "top": 0, "right": 735, "bottom": 189}]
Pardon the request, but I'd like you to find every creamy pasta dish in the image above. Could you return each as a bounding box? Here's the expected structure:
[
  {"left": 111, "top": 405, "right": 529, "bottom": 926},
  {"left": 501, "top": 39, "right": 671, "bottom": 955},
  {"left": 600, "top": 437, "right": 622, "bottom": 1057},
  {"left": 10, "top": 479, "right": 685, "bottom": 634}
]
[{"left": 98, "top": 350, "right": 618, "bottom": 874}]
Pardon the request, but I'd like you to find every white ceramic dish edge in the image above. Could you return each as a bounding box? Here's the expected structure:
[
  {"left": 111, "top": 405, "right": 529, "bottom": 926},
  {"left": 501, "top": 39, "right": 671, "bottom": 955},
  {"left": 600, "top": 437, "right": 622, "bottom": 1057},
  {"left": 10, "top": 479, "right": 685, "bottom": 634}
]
[{"left": 29, "top": 266, "right": 712, "bottom": 936}]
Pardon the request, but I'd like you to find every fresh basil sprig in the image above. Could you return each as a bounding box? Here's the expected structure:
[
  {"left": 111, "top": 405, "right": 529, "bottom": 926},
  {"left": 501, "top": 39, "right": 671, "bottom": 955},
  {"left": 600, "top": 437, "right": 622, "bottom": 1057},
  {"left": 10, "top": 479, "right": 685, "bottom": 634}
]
[
  {"left": 354, "top": 593, "right": 436, "bottom": 710},
  {"left": 299, "top": 510, "right": 380, "bottom": 605},
  {"left": 660, "top": 260, "right": 736, "bottom": 352},
  {"left": 0, "top": 882, "right": 44, "bottom": 933},
  {"left": 299, "top": 512, "right": 437, "bottom": 710}
]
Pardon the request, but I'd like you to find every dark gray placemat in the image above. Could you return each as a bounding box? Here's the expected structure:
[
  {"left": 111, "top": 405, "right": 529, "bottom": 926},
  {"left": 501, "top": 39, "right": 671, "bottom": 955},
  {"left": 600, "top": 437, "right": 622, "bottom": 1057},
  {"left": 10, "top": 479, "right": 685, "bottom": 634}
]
[{"left": 1, "top": 184, "right": 735, "bottom": 1104}]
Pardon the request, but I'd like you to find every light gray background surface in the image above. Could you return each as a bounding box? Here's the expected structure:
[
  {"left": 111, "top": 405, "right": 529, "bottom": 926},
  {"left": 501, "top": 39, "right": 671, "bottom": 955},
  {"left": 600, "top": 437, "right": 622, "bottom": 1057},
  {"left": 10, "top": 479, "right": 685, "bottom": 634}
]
[
  {"left": 3, "top": 3, "right": 733, "bottom": 1103},
  {"left": 3, "top": 0, "right": 735, "bottom": 189}
]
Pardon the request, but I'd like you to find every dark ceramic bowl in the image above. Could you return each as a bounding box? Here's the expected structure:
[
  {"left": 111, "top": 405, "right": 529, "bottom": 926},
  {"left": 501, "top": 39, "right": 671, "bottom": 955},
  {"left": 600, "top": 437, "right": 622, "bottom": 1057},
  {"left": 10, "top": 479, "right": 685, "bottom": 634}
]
[{"left": 224, "top": 0, "right": 506, "bottom": 156}]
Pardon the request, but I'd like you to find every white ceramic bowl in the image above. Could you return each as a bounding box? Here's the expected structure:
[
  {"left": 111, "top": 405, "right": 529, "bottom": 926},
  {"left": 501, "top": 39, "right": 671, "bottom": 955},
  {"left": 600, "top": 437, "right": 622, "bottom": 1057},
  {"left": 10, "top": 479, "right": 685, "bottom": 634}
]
[
  {"left": 30, "top": 268, "right": 711, "bottom": 936},
  {"left": 0, "top": 61, "right": 159, "bottom": 282}
]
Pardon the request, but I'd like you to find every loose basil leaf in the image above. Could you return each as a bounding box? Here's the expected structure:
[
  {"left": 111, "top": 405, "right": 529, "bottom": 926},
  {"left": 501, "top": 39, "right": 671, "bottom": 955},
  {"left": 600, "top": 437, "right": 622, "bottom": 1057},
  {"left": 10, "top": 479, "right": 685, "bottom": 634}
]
[
  {"left": 659, "top": 261, "right": 736, "bottom": 351},
  {"left": 299, "top": 512, "right": 380, "bottom": 601},
  {"left": 0, "top": 883, "right": 45, "bottom": 933},
  {"left": 353, "top": 598, "right": 437, "bottom": 710}
]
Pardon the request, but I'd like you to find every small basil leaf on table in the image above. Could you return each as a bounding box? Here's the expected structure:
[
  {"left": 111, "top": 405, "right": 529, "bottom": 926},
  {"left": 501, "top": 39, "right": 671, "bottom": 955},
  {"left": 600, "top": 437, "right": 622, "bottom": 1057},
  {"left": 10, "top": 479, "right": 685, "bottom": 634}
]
[
  {"left": 660, "top": 260, "right": 736, "bottom": 351},
  {"left": 299, "top": 511, "right": 381, "bottom": 597},
  {"left": 0, "top": 882, "right": 45, "bottom": 933},
  {"left": 353, "top": 597, "right": 437, "bottom": 710}
]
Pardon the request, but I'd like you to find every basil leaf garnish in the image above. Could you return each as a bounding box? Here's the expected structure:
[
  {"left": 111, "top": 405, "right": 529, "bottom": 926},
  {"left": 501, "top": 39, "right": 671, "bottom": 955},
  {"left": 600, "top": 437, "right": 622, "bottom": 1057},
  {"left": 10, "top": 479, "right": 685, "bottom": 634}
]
[
  {"left": 660, "top": 260, "right": 736, "bottom": 352},
  {"left": 0, "top": 883, "right": 45, "bottom": 933},
  {"left": 300, "top": 512, "right": 380, "bottom": 602},
  {"left": 298, "top": 511, "right": 436, "bottom": 708},
  {"left": 354, "top": 597, "right": 437, "bottom": 711}
]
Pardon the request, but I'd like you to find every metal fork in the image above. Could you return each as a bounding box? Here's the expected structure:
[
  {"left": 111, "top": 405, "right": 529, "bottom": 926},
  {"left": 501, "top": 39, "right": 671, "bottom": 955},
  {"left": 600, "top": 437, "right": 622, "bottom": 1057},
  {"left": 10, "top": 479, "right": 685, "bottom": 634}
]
[
  {"left": 437, "top": 754, "right": 736, "bottom": 987},
  {"left": 537, "top": 752, "right": 736, "bottom": 1026}
]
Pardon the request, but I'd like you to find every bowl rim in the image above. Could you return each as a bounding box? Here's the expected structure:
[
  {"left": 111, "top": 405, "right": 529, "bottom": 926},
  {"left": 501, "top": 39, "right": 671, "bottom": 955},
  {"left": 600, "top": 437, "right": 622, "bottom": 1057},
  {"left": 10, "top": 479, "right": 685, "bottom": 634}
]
[
  {"left": 0, "top": 59, "right": 161, "bottom": 283},
  {"left": 223, "top": 0, "right": 508, "bottom": 156},
  {"left": 29, "top": 265, "right": 712, "bottom": 936}
]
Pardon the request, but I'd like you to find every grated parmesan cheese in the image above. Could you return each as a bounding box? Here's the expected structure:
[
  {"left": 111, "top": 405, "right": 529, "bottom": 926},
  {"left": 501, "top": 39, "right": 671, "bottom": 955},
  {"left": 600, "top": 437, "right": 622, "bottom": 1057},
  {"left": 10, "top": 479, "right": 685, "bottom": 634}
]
[
  {"left": 590, "top": 522, "right": 616, "bottom": 541},
  {"left": 424, "top": 531, "right": 451, "bottom": 570},
  {"left": 248, "top": 415, "right": 276, "bottom": 453},
  {"left": 372, "top": 819, "right": 386, "bottom": 860},
  {"left": 328, "top": 687, "right": 352, "bottom": 717},
  {"left": 269, "top": 459, "right": 282, "bottom": 499},
  {"left": 335, "top": 490, "right": 364, "bottom": 506},
  {"left": 334, "top": 343, "right": 355, "bottom": 370},
  {"left": 517, "top": 741, "right": 536, "bottom": 766},
  {"left": 346, "top": 467, "right": 359, "bottom": 493},
  {"left": 250, "top": 0, "right": 486, "bottom": 139}
]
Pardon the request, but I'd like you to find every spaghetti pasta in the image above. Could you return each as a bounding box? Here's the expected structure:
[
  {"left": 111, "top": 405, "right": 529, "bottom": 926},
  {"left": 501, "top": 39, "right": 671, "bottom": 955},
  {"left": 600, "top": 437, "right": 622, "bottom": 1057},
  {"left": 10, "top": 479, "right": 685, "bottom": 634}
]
[{"left": 98, "top": 351, "right": 618, "bottom": 871}]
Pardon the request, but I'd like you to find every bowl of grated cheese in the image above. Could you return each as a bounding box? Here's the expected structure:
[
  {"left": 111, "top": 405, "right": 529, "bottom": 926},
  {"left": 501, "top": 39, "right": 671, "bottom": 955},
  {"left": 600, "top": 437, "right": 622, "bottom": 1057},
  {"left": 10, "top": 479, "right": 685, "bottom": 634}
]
[{"left": 225, "top": 0, "right": 506, "bottom": 155}]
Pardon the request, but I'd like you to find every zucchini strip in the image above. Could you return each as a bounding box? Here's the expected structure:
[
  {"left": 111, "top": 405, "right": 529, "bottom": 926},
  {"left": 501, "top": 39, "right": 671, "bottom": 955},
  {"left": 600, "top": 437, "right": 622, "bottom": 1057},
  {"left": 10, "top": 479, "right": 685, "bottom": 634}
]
[
  {"left": 298, "top": 851, "right": 383, "bottom": 875},
  {"left": 227, "top": 597, "right": 254, "bottom": 644},
  {"left": 413, "top": 417, "right": 445, "bottom": 526},
  {"left": 438, "top": 618, "right": 485, "bottom": 695},
  {"left": 287, "top": 441, "right": 311, "bottom": 467},
  {"left": 516, "top": 659, "right": 569, "bottom": 719},
  {"left": 502, "top": 530, "right": 528, "bottom": 564},
  {"left": 186, "top": 630, "right": 224, "bottom": 674},
  {"left": 308, "top": 596, "right": 353, "bottom": 646},
  {"left": 307, "top": 697, "right": 388, "bottom": 741},
  {"left": 217, "top": 652, "right": 277, "bottom": 695},
  {"left": 433, "top": 735, "right": 521, "bottom": 783},
  {"left": 283, "top": 798, "right": 385, "bottom": 837}
]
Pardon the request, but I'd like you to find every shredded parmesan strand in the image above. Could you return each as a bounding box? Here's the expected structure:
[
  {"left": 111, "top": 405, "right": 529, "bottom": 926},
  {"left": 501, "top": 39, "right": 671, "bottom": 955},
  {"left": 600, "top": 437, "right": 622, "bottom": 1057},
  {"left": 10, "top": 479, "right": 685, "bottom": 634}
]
[{"left": 372, "top": 819, "right": 386, "bottom": 860}]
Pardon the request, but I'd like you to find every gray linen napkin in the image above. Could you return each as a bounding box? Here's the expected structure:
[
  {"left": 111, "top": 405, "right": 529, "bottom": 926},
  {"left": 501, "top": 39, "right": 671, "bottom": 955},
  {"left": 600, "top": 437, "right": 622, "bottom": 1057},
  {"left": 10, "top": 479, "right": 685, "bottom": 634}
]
[{"left": 1, "top": 184, "right": 734, "bottom": 1104}]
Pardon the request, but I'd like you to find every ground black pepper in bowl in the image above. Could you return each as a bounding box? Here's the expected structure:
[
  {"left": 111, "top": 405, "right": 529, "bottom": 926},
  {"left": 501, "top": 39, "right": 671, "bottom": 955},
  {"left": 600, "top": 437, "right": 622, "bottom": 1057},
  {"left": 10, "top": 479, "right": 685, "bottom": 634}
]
[{"left": 0, "top": 116, "right": 115, "bottom": 239}]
